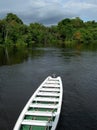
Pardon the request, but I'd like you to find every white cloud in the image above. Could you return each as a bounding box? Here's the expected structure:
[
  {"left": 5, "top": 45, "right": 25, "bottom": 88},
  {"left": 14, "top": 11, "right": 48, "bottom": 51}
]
[
  {"left": 62, "top": 0, "right": 97, "bottom": 21},
  {"left": 63, "top": 0, "right": 97, "bottom": 12}
]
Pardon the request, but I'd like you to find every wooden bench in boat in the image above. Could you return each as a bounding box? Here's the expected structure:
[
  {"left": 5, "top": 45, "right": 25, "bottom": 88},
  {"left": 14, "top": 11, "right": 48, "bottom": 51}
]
[
  {"left": 40, "top": 88, "right": 60, "bottom": 92},
  {"left": 34, "top": 97, "right": 59, "bottom": 102},
  {"left": 29, "top": 103, "right": 58, "bottom": 109},
  {"left": 25, "top": 111, "right": 56, "bottom": 117},
  {"left": 43, "top": 84, "right": 60, "bottom": 87},
  {"left": 22, "top": 119, "right": 52, "bottom": 127},
  {"left": 37, "top": 92, "right": 60, "bottom": 97},
  {"left": 45, "top": 80, "right": 60, "bottom": 84}
]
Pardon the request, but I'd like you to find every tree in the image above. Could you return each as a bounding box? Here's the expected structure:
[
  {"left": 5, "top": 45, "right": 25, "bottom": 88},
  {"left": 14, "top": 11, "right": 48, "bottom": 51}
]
[
  {"left": 2, "top": 13, "right": 25, "bottom": 45},
  {"left": 71, "top": 17, "right": 84, "bottom": 28},
  {"left": 5, "top": 13, "right": 23, "bottom": 24}
]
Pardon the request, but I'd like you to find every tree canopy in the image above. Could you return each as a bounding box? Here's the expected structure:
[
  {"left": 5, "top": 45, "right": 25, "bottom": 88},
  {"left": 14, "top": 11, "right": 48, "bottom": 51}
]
[{"left": 0, "top": 13, "right": 97, "bottom": 47}]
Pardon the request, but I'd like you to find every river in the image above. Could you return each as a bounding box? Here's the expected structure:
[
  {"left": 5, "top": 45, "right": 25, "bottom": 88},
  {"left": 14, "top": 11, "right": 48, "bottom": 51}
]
[{"left": 0, "top": 47, "right": 97, "bottom": 130}]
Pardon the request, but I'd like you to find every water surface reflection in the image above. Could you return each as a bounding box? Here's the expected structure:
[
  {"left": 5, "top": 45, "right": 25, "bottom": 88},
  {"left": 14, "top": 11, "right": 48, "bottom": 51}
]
[
  {"left": 0, "top": 47, "right": 97, "bottom": 130},
  {"left": 0, "top": 46, "right": 44, "bottom": 66}
]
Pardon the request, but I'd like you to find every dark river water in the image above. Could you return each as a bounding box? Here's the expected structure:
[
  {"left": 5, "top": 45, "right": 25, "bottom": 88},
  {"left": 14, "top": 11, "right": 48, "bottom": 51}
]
[{"left": 0, "top": 47, "right": 97, "bottom": 130}]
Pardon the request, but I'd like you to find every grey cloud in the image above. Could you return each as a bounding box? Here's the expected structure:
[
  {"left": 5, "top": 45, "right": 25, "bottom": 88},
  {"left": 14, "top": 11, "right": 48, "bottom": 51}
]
[
  {"left": 19, "top": 0, "right": 76, "bottom": 25},
  {"left": 20, "top": 12, "right": 75, "bottom": 25},
  {"left": 0, "top": 0, "right": 97, "bottom": 25}
]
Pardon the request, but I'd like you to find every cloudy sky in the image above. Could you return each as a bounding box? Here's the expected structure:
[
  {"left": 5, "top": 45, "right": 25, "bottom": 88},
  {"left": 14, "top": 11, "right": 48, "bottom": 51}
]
[{"left": 0, "top": 0, "right": 97, "bottom": 25}]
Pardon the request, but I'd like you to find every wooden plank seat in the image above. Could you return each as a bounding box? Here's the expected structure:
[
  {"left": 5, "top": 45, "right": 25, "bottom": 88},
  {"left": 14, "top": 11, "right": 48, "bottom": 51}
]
[
  {"left": 43, "top": 84, "right": 60, "bottom": 87},
  {"left": 37, "top": 92, "right": 60, "bottom": 97},
  {"left": 25, "top": 111, "right": 56, "bottom": 117},
  {"left": 40, "top": 88, "right": 60, "bottom": 92},
  {"left": 45, "top": 81, "right": 60, "bottom": 84},
  {"left": 34, "top": 97, "right": 59, "bottom": 102},
  {"left": 22, "top": 119, "right": 52, "bottom": 127},
  {"left": 29, "top": 103, "right": 58, "bottom": 109}
]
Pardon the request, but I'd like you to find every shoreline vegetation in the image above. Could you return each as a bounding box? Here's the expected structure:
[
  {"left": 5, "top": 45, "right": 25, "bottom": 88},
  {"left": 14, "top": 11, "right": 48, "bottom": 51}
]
[{"left": 0, "top": 13, "right": 97, "bottom": 49}]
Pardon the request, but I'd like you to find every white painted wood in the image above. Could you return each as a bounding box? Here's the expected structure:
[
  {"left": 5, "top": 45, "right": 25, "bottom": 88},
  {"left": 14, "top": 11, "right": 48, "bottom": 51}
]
[
  {"left": 43, "top": 84, "right": 60, "bottom": 87},
  {"left": 37, "top": 92, "right": 60, "bottom": 97},
  {"left": 22, "top": 119, "right": 52, "bottom": 126},
  {"left": 13, "top": 76, "right": 63, "bottom": 130},
  {"left": 25, "top": 111, "right": 56, "bottom": 117},
  {"left": 34, "top": 97, "right": 59, "bottom": 102},
  {"left": 30, "top": 103, "right": 58, "bottom": 109},
  {"left": 40, "top": 88, "right": 60, "bottom": 92},
  {"left": 45, "top": 81, "right": 60, "bottom": 84}
]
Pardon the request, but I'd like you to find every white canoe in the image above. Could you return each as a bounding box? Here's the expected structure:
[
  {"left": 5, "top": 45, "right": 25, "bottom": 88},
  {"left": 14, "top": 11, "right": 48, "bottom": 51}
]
[{"left": 13, "top": 76, "right": 63, "bottom": 130}]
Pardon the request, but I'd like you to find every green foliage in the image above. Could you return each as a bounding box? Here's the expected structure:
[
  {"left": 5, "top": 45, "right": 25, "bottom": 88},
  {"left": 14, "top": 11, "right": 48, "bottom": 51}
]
[
  {"left": 0, "top": 13, "right": 97, "bottom": 48},
  {"left": 5, "top": 13, "right": 23, "bottom": 24}
]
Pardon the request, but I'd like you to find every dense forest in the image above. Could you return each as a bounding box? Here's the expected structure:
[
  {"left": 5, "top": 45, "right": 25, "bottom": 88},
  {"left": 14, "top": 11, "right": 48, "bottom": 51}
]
[{"left": 0, "top": 13, "right": 97, "bottom": 47}]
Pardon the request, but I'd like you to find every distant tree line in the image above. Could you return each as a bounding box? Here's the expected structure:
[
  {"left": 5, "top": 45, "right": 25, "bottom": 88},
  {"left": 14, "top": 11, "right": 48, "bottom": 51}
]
[{"left": 0, "top": 13, "right": 97, "bottom": 47}]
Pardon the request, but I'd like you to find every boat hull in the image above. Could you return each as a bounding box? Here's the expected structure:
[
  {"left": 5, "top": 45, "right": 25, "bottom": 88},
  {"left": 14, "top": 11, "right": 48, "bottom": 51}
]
[{"left": 13, "top": 76, "right": 63, "bottom": 130}]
